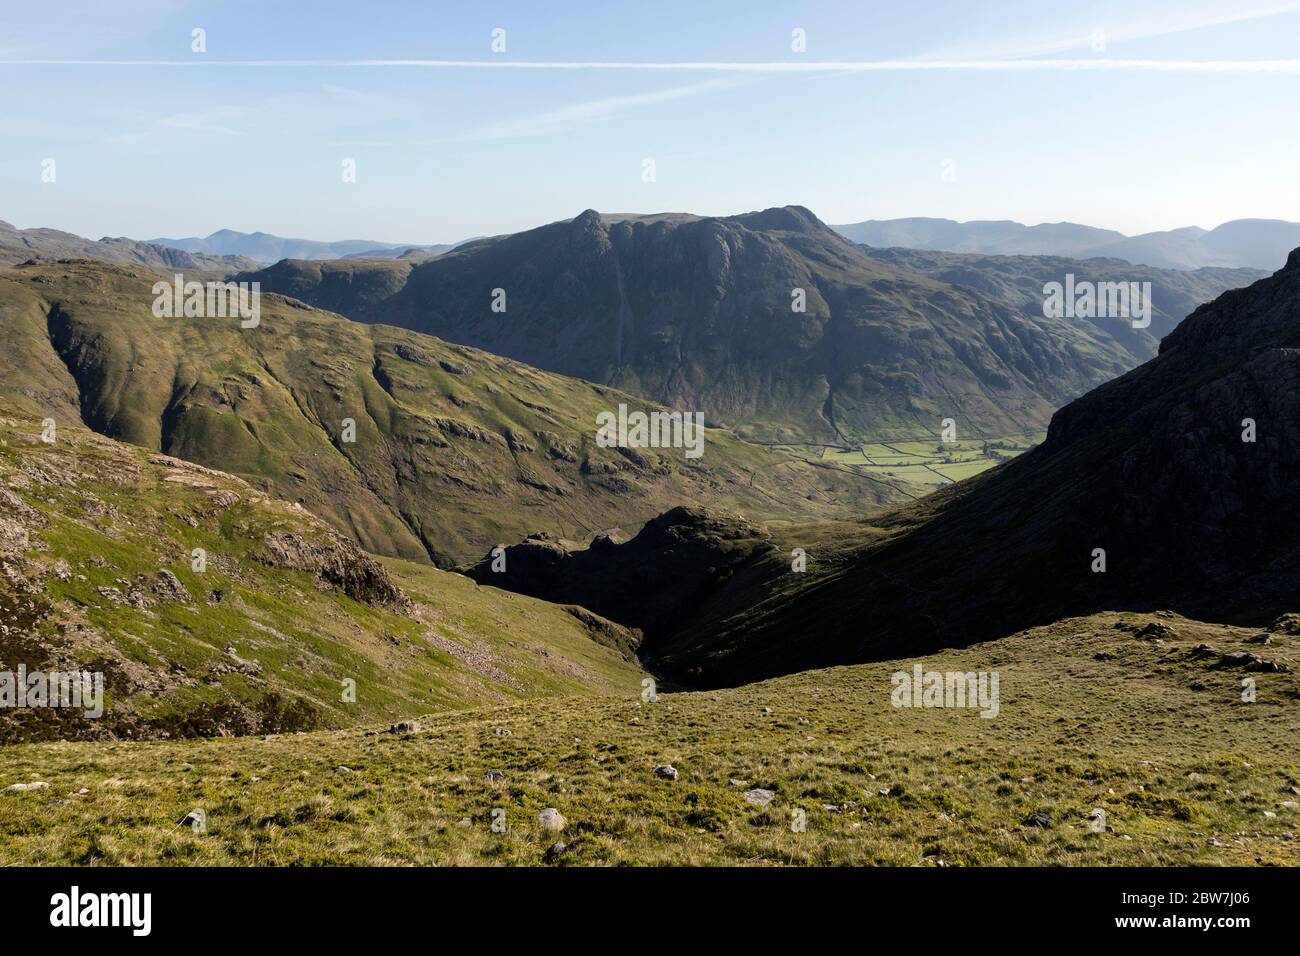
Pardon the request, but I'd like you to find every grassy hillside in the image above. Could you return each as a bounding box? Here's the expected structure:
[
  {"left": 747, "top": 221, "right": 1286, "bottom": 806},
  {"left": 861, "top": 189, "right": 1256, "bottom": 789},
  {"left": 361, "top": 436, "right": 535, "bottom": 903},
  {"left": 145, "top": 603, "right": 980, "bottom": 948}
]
[
  {"left": 0, "top": 259, "right": 905, "bottom": 566},
  {"left": 0, "top": 415, "right": 645, "bottom": 742},
  {"left": 1, "top": 611, "right": 1295, "bottom": 865}
]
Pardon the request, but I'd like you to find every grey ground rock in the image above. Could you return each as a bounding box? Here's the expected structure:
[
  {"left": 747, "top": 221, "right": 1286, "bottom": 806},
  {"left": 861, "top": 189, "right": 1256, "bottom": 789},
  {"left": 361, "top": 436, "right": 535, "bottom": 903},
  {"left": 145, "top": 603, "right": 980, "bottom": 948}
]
[{"left": 538, "top": 808, "right": 565, "bottom": 833}]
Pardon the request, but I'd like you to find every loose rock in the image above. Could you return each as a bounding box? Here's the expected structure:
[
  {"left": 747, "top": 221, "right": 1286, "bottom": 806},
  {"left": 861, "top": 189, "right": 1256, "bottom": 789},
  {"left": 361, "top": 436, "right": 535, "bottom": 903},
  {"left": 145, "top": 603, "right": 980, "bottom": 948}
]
[{"left": 538, "top": 808, "right": 565, "bottom": 833}]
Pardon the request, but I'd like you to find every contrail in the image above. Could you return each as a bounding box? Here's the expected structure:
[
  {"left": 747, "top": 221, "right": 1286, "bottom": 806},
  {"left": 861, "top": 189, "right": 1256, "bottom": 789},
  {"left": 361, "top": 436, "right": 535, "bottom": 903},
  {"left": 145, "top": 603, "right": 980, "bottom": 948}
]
[{"left": 1, "top": 58, "right": 1299, "bottom": 73}]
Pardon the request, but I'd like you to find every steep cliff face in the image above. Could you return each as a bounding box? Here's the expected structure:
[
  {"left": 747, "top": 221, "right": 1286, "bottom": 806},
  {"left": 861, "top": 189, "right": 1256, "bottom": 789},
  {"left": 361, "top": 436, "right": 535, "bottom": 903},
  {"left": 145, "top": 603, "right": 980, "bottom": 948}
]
[{"left": 247, "top": 207, "right": 1225, "bottom": 443}]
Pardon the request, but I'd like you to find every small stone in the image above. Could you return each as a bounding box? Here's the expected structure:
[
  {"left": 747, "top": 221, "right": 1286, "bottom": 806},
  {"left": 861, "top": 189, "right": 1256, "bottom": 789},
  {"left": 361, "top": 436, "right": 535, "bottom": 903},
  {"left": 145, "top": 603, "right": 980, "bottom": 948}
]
[
  {"left": 334, "top": 766, "right": 353, "bottom": 774},
  {"left": 538, "top": 808, "right": 565, "bottom": 833},
  {"left": 728, "top": 778, "right": 749, "bottom": 788},
  {"left": 389, "top": 720, "right": 421, "bottom": 734},
  {"left": 457, "top": 817, "right": 472, "bottom": 827},
  {"left": 6, "top": 781, "right": 49, "bottom": 792},
  {"left": 1264, "top": 811, "right": 1278, "bottom": 818},
  {"left": 653, "top": 764, "right": 678, "bottom": 781},
  {"left": 1024, "top": 811, "right": 1053, "bottom": 828},
  {"left": 544, "top": 842, "right": 566, "bottom": 862},
  {"left": 494, "top": 728, "right": 512, "bottom": 737},
  {"left": 744, "top": 788, "right": 776, "bottom": 807},
  {"left": 1245, "top": 633, "right": 1271, "bottom": 645},
  {"left": 484, "top": 770, "right": 505, "bottom": 783}
]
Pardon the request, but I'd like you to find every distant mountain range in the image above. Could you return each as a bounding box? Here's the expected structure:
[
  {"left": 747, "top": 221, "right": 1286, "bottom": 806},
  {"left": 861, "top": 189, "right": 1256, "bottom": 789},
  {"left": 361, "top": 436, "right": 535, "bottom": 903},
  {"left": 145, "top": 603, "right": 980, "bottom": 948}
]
[
  {"left": 242, "top": 206, "right": 1261, "bottom": 443},
  {"left": 832, "top": 217, "right": 1300, "bottom": 273},
  {"left": 0, "top": 219, "right": 258, "bottom": 273},
  {"left": 831, "top": 217, "right": 1300, "bottom": 271},
  {"left": 146, "top": 228, "right": 463, "bottom": 263}
]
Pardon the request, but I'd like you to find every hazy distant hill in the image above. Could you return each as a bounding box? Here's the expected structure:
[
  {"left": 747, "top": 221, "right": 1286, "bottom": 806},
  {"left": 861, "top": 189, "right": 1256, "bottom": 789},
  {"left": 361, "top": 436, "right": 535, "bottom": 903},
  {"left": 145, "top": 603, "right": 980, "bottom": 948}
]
[
  {"left": 832, "top": 216, "right": 1300, "bottom": 271},
  {"left": 243, "top": 206, "right": 1253, "bottom": 444},
  {"left": 148, "top": 228, "right": 460, "bottom": 263},
  {"left": 0, "top": 219, "right": 257, "bottom": 273},
  {"left": 832, "top": 217, "right": 1124, "bottom": 258},
  {"left": 859, "top": 246, "right": 1263, "bottom": 342}
]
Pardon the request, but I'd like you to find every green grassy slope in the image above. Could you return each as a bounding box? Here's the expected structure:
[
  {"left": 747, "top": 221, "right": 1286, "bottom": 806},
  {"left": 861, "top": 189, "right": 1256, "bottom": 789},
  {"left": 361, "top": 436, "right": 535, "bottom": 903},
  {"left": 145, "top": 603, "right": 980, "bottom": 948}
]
[
  {"left": 0, "top": 259, "right": 906, "bottom": 566},
  {"left": 1, "top": 611, "right": 1295, "bottom": 865},
  {"left": 0, "top": 415, "right": 645, "bottom": 742}
]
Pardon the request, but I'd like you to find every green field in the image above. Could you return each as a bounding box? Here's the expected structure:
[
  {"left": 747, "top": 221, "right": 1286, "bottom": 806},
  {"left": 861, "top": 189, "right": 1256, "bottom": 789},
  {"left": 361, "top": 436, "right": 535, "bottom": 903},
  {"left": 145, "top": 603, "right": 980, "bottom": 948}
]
[{"left": 781, "top": 432, "right": 1046, "bottom": 494}]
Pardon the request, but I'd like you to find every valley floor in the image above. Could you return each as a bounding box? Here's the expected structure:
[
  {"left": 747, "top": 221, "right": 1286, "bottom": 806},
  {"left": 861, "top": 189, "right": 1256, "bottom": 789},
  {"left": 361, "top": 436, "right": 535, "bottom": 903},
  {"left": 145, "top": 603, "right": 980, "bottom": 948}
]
[
  {"left": 772, "top": 430, "right": 1045, "bottom": 496},
  {"left": 2, "top": 611, "right": 1296, "bottom": 866}
]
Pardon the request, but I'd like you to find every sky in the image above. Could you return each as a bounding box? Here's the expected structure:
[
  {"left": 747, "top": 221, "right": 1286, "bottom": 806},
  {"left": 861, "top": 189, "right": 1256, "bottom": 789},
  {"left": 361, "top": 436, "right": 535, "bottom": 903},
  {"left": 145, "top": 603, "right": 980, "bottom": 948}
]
[{"left": 2, "top": 0, "right": 1299, "bottom": 244}]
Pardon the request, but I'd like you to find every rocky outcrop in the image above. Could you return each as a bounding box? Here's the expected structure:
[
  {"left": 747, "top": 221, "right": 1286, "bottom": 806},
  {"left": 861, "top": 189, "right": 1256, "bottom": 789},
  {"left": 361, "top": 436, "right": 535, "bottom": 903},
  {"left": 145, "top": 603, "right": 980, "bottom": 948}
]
[
  {"left": 258, "top": 531, "right": 407, "bottom": 607},
  {"left": 465, "top": 507, "right": 775, "bottom": 643}
]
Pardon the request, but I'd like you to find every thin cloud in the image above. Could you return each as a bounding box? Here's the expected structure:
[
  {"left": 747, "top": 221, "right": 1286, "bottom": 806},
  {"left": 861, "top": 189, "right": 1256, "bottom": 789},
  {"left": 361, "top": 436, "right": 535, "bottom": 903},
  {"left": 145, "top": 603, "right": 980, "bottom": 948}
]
[
  {"left": 914, "top": 0, "right": 1300, "bottom": 61},
  {"left": 107, "top": 84, "right": 420, "bottom": 151},
  {"left": 444, "top": 78, "right": 742, "bottom": 143}
]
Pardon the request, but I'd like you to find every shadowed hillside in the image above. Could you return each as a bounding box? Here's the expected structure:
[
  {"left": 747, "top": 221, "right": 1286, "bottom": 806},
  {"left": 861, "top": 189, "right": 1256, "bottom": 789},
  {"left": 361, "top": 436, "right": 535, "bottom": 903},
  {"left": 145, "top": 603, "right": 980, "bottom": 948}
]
[{"left": 472, "top": 250, "right": 1300, "bottom": 686}]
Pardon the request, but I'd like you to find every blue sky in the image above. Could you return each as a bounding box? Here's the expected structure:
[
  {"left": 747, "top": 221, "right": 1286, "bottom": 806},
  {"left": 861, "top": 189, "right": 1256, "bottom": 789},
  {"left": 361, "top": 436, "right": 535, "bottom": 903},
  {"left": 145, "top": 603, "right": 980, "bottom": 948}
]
[{"left": 3, "top": 0, "right": 1299, "bottom": 243}]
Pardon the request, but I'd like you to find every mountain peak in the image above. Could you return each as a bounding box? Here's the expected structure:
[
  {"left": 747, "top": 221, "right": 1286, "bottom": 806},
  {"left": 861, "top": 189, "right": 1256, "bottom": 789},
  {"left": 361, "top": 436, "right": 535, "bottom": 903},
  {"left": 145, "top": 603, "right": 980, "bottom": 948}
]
[{"left": 728, "top": 205, "right": 826, "bottom": 234}]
